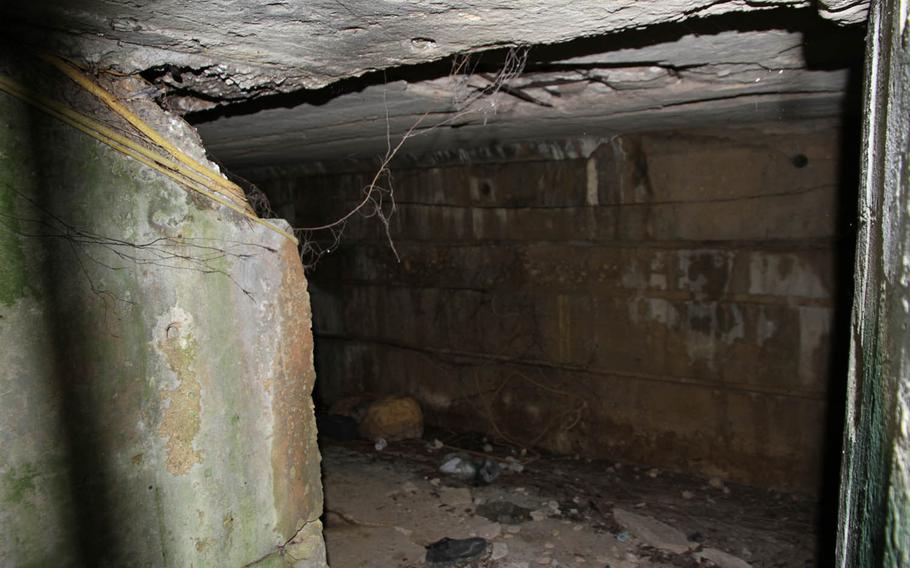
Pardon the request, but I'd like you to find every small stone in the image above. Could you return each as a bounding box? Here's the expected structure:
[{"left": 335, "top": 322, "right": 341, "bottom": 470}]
[
  {"left": 430, "top": 478, "right": 441, "bottom": 486},
  {"left": 696, "top": 547, "right": 753, "bottom": 568},
  {"left": 536, "top": 557, "right": 551, "bottom": 565},
  {"left": 530, "top": 510, "right": 547, "bottom": 521},
  {"left": 613, "top": 508, "right": 694, "bottom": 554},
  {"left": 682, "top": 491, "right": 694, "bottom": 499},
  {"left": 401, "top": 481, "right": 418, "bottom": 494},
  {"left": 394, "top": 526, "right": 412, "bottom": 536},
  {"left": 545, "top": 542, "right": 554, "bottom": 549},
  {"left": 625, "top": 552, "right": 639, "bottom": 563},
  {"left": 709, "top": 477, "right": 725, "bottom": 489},
  {"left": 574, "top": 556, "right": 586, "bottom": 563},
  {"left": 573, "top": 524, "right": 583, "bottom": 531},
  {"left": 510, "top": 563, "right": 530, "bottom": 568},
  {"left": 359, "top": 396, "right": 423, "bottom": 441},
  {"left": 483, "top": 443, "right": 494, "bottom": 453},
  {"left": 723, "top": 486, "right": 731, "bottom": 495},
  {"left": 647, "top": 468, "right": 660, "bottom": 478},
  {"left": 492, "top": 542, "right": 510, "bottom": 560},
  {"left": 478, "top": 522, "right": 502, "bottom": 540}
]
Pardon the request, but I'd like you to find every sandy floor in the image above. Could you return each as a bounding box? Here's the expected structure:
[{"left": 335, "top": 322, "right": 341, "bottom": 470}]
[{"left": 320, "top": 437, "right": 819, "bottom": 568}]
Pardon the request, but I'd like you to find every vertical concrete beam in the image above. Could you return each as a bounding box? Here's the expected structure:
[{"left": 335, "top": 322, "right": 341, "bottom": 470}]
[
  {"left": 837, "top": 0, "right": 910, "bottom": 564},
  {"left": 0, "top": 64, "right": 325, "bottom": 566}
]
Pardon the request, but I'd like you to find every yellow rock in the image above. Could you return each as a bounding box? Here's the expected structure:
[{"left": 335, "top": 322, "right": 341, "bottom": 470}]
[{"left": 358, "top": 396, "right": 424, "bottom": 442}]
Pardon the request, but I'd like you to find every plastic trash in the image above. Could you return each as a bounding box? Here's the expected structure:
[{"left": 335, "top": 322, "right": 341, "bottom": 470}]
[
  {"left": 425, "top": 537, "right": 490, "bottom": 567},
  {"left": 438, "top": 453, "right": 502, "bottom": 485}
]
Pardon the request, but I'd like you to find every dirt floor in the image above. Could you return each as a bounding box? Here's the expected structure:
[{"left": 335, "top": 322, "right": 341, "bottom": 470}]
[{"left": 319, "top": 434, "right": 820, "bottom": 568}]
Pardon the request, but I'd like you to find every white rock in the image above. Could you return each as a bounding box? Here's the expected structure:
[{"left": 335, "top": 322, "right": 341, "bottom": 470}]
[
  {"left": 612, "top": 508, "right": 694, "bottom": 554},
  {"left": 697, "top": 548, "right": 753, "bottom": 568},
  {"left": 530, "top": 510, "right": 548, "bottom": 521},
  {"left": 478, "top": 522, "right": 502, "bottom": 540},
  {"left": 492, "top": 542, "right": 510, "bottom": 560}
]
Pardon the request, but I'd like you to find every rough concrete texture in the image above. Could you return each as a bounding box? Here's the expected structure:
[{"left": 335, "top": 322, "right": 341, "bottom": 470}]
[
  {"left": 252, "top": 121, "right": 851, "bottom": 492},
  {"left": 0, "top": 1, "right": 868, "bottom": 105},
  {"left": 837, "top": 0, "right": 910, "bottom": 564},
  {"left": 320, "top": 443, "right": 816, "bottom": 566},
  {"left": 197, "top": 15, "right": 864, "bottom": 166},
  {"left": 0, "top": 69, "right": 324, "bottom": 565}
]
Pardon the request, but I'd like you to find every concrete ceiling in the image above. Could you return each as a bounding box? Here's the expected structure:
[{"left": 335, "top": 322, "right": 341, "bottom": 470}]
[
  {"left": 1, "top": 1, "right": 868, "bottom": 168},
  {"left": 194, "top": 17, "right": 864, "bottom": 169}
]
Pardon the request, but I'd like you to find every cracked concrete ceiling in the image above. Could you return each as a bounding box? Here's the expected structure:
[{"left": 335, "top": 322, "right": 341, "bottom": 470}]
[{"left": 1, "top": 1, "right": 868, "bottom": 168}]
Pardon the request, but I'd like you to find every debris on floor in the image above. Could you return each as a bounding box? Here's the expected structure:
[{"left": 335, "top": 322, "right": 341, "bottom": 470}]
[
  {"left": 358, "top": 395, "right": 424, "bottom": 442},
  {"left": 425, "top": 537, "right": 491, "bottom": 567},
  {"left": 612, "top": 508, "right": 695, "bottom": 554},
  {"left": 476, "top": 501, "right": 533, "bottom": 524},
  {"left": 439, "top": 453, "right": 503, "bottom": 485},
  {"left": 321, "top": 436, "right": 815, "bottom": 567},
  {"left": 318, "top": 394, "right": 425, "bottom": 444}
]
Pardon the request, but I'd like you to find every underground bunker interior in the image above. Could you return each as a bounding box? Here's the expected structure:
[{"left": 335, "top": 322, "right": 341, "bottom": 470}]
[
  {"left": 190, "top": 9, "right": 863, "bottom": 568},
  {"left": 0, "top": 1, "right": 898, "bottom": 567}
]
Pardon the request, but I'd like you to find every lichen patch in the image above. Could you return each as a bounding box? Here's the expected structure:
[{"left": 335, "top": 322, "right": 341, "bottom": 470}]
[{"left": 157, "top": 329, "right": 204, "bottom": 475}]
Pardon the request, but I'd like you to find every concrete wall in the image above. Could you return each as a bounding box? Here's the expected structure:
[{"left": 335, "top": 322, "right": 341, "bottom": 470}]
[
  {"left": 0, "top": 67, "right": 325, "bottom": 565},
  {"left": 837, "top": 0, "right": 910, "bottom": 563},
  {"left": 253, "top": 121, "right": 851, "bottom": 493}
]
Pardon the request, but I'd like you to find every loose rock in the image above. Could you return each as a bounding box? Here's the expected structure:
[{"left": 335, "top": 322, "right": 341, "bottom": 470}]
[
  {"left": 612, "top": 508, "right": 695, "bottom": 554},
  {"left": 492, "top": 542, "right": 510, "bottom": 560},
  {"left": 697, "top": 548, "right": 753, "bottom": 568},
  {"left": 358, "top": 395, "right": 424, "bottom": 442}
]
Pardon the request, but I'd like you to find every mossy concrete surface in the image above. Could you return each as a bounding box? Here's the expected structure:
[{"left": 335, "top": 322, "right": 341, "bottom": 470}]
[
  {"left": 0, "top": 70, "right": 324, "bottom": 566},
  {"left": 836, "top": 0, "right": 910, "bottom": 564}
]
